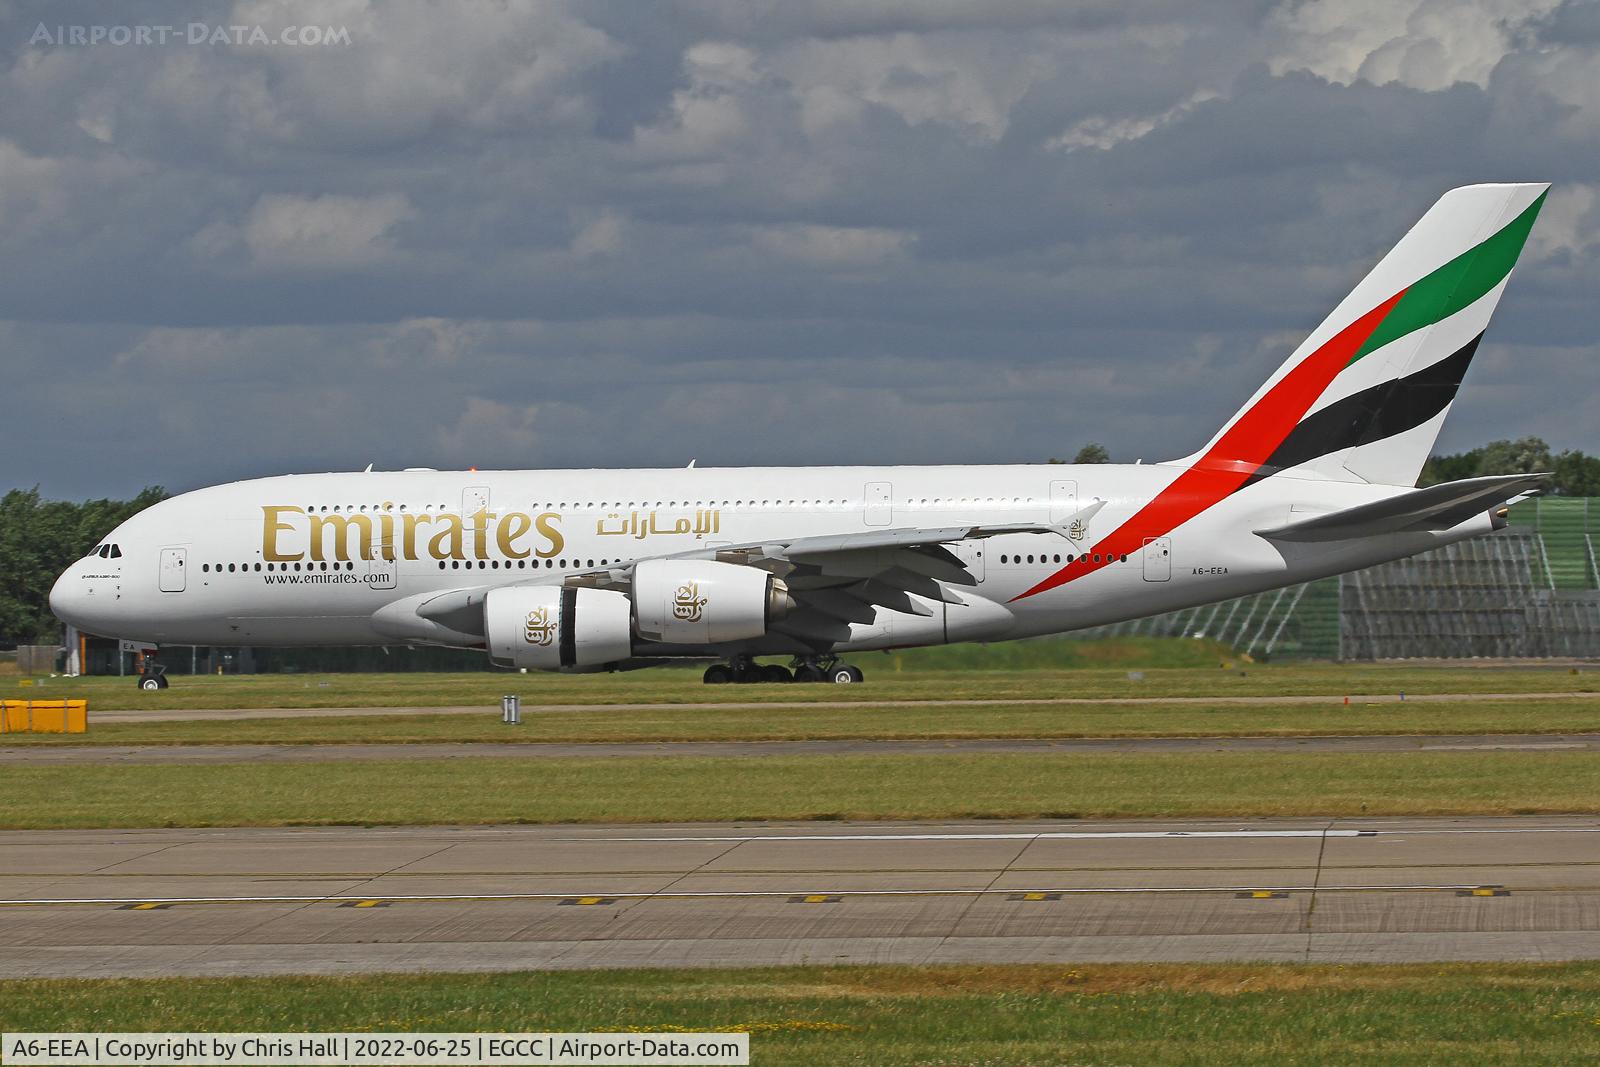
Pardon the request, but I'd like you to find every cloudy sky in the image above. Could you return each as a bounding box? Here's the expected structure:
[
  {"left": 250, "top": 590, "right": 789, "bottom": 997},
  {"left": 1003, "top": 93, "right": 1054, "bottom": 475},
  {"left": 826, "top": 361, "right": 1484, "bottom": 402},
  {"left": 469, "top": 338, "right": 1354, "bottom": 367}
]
[{"left": 4, "top": 0, "right": 1597, "bottom": 500}]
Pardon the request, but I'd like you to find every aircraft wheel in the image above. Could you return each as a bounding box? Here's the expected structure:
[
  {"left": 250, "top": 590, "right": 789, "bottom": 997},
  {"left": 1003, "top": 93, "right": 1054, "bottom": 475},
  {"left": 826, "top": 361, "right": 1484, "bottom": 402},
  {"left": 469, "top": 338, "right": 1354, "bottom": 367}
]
[
  {"left": 138, "top": 674, "right": 163, "bottom": 691},
  {"left": 760, "top": 663, "right": 793, "bottom": 683},
  {"left": 830, "top": 664, "right": 864, "bottom": 684},
  {"left": 792, "top": 663, "right": 826, "bottom": 683},
  {"left": 703, "top": 664, "right": 733, "bottom": 685}
]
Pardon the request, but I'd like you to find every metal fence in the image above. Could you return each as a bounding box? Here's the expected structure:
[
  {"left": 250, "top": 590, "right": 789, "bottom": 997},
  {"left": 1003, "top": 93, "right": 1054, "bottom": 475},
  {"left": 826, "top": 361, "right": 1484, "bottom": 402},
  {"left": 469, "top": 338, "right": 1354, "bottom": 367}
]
[{"left": 1076, "top": 497, "right": 1600, "bottom": 659}]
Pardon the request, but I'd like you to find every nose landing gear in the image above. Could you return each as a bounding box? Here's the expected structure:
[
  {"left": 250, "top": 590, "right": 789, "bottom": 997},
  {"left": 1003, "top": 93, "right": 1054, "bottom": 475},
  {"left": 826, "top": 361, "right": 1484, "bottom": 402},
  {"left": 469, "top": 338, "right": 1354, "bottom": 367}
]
[{"left": 135, "top": 651, "right": 169, "bottom": 690}]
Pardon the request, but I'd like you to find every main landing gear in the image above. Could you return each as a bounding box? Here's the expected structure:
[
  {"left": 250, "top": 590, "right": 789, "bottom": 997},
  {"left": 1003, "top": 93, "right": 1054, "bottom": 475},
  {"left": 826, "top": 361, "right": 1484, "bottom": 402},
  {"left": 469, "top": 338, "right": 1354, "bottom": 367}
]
[{"left": 702, "top": 655, "right": 863, "bottom": 685}]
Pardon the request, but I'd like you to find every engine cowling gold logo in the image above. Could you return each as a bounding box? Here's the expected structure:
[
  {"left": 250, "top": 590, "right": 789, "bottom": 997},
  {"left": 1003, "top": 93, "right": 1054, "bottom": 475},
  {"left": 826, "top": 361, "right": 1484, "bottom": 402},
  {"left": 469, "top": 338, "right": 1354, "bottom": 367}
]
[
  {"left": 524, "top": 606, "right": 557, "bottom": 646},
  {"left": 672, "top": 580, "right": 708, "bottom": 623}
]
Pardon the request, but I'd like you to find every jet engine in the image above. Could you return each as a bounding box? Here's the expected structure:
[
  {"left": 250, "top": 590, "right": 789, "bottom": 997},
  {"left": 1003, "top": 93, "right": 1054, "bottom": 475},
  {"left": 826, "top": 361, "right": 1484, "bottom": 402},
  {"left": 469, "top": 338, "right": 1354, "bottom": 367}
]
[
  {"left": 484, "top": 585, "right": 632, "bottom": 670},
  {"left": 633, "top": 559, "right": 794, "bottom": 644}
]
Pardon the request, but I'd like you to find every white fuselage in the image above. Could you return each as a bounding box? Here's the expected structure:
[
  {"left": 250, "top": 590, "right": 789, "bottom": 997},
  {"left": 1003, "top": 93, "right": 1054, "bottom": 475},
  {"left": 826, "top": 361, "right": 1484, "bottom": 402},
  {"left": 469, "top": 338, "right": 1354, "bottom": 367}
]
[{"left": 52, "top": 461, "right": 1493, "bottom": 659}]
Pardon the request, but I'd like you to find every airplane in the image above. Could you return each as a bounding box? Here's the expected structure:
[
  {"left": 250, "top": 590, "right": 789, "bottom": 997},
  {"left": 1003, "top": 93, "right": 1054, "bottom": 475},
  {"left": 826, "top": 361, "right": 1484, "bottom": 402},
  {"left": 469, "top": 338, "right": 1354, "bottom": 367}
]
[{"left": 52, "top": 183, "right": 1550, "bottom": 689}]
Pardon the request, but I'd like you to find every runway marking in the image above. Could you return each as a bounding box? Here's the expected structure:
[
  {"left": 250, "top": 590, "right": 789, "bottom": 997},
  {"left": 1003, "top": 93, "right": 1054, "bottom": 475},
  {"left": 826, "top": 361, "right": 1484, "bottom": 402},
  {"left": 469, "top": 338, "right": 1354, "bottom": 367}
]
[
  {"left": 562, "top": 826, "right": 1600, "bottom": 844},
  {"left": 0, "top": 884, "right": 1517, "bottom": 908},
  {"left": 789, "top": 894, "right": 842, "bottom": 904},
  {"left": 1010, "top": 892, "right": 1062, "bottom": 902},
  {"left": 1456, "top": 887, "right": 1511, "bottom": 897},
  {"left": 558, "top": 896, "right": 616, "bottom": 906},
  {"left": 575, "top": 829, "right": 1380, "bottom": 843},
  {"left": 337, "top": 899, "right": 389, "bottom": 908},
  {"left": 1238, "top": 891, "right": 1290, "bottom": 899},
  {"left": 115, "top": 902, "right": 172, "bottom": 910}
]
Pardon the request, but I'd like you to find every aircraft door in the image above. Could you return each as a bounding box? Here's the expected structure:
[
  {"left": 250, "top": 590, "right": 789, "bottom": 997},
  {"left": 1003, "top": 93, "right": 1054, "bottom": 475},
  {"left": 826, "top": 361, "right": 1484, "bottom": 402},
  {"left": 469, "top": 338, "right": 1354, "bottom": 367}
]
[
  {"left": 158, "top": 547, "right": 187, "bottom": 592},
  {"left": 1142, "top": 537, "right": 1171, "bottom": 582},
  {"left": 864, "top": 481, "right": 892, "bottom": 526},
  {"left": 367, "top": 541, "right": 397, "bottom": 589}
]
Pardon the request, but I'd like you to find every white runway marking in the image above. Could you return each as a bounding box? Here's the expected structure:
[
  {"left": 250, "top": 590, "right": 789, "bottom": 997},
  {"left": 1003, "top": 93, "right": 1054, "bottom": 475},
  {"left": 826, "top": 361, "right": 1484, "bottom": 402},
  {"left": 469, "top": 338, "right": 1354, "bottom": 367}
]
[
  {"left": 561, "top": 825, "right": 1600, "bottom": 843},
  {"left": 569, "top": 829, "right": 1376, "bottom": 842}
]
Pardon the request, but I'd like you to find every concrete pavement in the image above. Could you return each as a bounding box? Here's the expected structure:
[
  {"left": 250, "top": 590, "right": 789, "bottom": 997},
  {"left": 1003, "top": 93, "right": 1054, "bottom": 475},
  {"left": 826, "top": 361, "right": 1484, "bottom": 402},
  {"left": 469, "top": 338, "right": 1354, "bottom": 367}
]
[{"left": 3, "top": 817, "right": 1599, "bottom": 977}]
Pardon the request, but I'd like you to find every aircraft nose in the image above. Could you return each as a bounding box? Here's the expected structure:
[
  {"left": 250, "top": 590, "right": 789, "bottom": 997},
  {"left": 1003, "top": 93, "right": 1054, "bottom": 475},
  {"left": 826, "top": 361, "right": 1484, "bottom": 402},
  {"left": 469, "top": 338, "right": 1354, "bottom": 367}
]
[{"left": 49, "top": 563, "right": 89, "bottom": 629}]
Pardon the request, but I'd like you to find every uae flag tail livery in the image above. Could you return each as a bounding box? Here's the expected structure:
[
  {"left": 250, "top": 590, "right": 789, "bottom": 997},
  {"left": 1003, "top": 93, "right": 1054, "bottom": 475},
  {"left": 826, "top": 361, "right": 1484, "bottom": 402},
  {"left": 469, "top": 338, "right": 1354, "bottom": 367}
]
[
  {"left": 1186, "top": 182, "right": 1547, "bottom": 490},
  {"left": 1016, "top": 183, "right": 1547, "bottom": 602}
]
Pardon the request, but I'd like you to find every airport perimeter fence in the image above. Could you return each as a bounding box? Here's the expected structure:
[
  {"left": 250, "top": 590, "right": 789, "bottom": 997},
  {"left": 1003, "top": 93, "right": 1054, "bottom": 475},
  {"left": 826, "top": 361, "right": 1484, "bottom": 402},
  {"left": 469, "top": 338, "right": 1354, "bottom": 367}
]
[{"left": 1079, "top": 496, "right": 1600, "bottom": 659}]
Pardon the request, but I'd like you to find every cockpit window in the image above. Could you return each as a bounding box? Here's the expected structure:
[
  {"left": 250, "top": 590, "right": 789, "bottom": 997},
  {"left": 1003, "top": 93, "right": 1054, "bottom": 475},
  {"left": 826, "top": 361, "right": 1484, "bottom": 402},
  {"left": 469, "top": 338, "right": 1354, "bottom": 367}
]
[
  {"left": 109, "top": 544, "right": 122, "bottom": 558},
  {"left": 96, "top": 545, "right": 109, "bottom": 558}
]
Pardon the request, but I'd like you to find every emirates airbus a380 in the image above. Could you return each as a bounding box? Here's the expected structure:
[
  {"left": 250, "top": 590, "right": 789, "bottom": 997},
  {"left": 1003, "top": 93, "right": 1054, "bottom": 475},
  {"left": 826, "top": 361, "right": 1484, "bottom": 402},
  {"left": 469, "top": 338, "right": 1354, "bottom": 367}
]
[{"left": 53, "top": 184, "right": 1550, "bottom": 688}]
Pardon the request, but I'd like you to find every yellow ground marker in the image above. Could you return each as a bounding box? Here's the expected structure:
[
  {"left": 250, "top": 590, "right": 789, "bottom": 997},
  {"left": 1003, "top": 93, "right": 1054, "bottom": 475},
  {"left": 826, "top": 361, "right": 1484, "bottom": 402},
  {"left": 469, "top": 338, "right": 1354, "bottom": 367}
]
[
  {"left": 1007, "top": 891, "right": 1063, "bottom": 901},
  {"left": 787, "top": 894, "right": 843, "bottom": 904},
  {"left": 337, "top": 899, "right": 391, "bottom": 908},
  {"left": 118, "top": 902, "right": 173, "bottom": 910},
  {"left": 557, "top": 896, "right": 617, "bottom": 906},
  {"left": 1456, "top": 887, "right": 1510, "bottom": 897},
  {"left": 1235, "top": 891, "right": 1289, "bottom": 899}
]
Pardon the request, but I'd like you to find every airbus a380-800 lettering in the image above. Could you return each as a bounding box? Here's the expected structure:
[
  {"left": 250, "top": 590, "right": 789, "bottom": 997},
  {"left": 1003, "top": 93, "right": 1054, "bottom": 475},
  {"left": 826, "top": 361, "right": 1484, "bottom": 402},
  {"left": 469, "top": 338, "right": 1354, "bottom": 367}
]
[{"left": 52, "top": 184, "right": 1551, "bottom": 687}]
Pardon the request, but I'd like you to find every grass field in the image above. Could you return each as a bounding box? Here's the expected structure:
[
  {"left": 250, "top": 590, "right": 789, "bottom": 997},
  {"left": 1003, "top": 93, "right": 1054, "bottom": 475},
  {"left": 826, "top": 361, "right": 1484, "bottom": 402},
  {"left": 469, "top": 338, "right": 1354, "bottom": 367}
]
[
  {"left": 7, "top": 749, "right": 1600, "bottom": 828},
  {"left": 5, "top": 964, "right": 1600, "bottom": 1065},
  {"left": 9, "top": 661, "right": 1597, "bottom": 714},
  {"left": 4, "top": 695, "right": 1600, "bottom": 747}
]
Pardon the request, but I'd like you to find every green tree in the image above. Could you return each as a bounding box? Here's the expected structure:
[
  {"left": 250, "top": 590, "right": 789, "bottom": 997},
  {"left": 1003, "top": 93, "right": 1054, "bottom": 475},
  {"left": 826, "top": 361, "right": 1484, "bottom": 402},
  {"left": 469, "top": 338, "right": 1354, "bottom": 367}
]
[
  {"left": 0, "top": 486, "right": 166, "bottom": 645},
  {"left": 1071, "top": 443, "right": 1111, "bottom": 464},
  {"left": 1418, "top": 448, "right": 1482, "bottom": 487},
  {"left": 1552, "top": 450, "right": 1600, "bottom": 496},
  {"left": 1474, "top": 436, "right": 1553, "bottom": 477}
]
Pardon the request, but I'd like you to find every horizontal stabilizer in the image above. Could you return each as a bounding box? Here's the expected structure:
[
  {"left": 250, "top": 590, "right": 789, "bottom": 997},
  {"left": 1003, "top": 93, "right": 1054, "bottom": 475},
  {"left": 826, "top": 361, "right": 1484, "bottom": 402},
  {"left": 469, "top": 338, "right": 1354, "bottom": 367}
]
[{"left": 1255, "top": 473, "right": 1546, "bottom": 542}]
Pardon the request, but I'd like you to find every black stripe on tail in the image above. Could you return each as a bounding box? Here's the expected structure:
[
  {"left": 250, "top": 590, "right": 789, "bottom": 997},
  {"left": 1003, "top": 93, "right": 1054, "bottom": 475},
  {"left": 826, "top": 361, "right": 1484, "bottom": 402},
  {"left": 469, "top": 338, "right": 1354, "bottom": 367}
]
[{"left": 1243, "top": 332, "right": 1482, "bottom": 487}]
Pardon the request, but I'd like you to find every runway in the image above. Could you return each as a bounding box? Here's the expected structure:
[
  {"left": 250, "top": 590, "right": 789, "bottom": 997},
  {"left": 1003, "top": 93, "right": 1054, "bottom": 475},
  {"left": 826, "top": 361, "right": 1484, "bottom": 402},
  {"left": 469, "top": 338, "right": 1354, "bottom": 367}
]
[
  {"left": 4, "top": 733, "right": 1598, "bottom": 764},
  {"left": 87, "top": 690, "right": 1585, "bottom": 723},
  {"left": 4, "top": 817, "right": 1600, "bottom": 977}
]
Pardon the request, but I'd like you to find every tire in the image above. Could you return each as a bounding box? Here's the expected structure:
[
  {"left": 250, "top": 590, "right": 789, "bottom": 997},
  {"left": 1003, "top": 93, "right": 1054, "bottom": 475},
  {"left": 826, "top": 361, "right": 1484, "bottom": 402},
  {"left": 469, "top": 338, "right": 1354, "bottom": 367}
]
[
  {"left": 138, "top": 675, "right": 162, "bottom": 691},
  {"left": 793, "top": 664, "right": 825, "bottom": 683},
  {"left": 703, "top": 664, "right": 733, "bottom": 685},
  {"left": 760, "top": 663, "right": 793, "bottom": 683},
  {"left": 156, "top": 675, "right": 170, "bottom": 689},
  {"left": 830, "top": 664, "right": 862, "bottom": 684}
]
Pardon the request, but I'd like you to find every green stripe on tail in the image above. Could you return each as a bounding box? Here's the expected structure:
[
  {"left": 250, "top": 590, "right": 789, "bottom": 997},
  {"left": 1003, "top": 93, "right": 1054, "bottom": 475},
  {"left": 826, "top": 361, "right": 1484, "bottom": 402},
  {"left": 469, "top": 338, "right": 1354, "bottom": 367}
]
[{"left": 1349, "top": 190, "right": 1546, "bottom": 366}]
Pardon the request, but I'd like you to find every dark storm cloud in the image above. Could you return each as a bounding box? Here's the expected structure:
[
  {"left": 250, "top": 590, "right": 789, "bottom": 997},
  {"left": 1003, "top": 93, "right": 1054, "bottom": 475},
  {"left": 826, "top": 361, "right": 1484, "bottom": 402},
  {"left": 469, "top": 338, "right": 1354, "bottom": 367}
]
[{"left": 1, "top": 0, "right": 1596, "bottom": 498}]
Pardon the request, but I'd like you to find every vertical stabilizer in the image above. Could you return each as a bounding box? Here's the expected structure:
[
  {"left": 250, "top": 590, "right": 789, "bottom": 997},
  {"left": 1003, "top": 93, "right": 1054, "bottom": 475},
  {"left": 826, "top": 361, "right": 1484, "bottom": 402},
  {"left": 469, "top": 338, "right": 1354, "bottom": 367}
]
[{"left": 1180, "top": 183, "right": 1547, "bottom": 487}]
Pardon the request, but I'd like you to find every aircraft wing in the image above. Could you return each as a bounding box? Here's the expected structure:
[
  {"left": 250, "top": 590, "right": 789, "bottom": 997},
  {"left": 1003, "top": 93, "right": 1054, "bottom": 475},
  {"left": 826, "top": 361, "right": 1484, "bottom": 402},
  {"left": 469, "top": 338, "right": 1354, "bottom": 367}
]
[
  {"left": 1254, "top": 474, "right": 1547, "bottom": 543},
  {"left": 597, "top": 507, "right": 1101, "bottom": 648}
]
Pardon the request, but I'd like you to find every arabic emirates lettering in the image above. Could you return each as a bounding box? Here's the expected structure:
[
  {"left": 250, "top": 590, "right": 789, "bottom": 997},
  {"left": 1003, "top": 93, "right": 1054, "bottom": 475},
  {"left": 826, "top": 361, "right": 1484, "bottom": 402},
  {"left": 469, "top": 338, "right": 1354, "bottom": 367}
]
[{"left": 672, "top": 580, "right": 708, "bottom": 622}]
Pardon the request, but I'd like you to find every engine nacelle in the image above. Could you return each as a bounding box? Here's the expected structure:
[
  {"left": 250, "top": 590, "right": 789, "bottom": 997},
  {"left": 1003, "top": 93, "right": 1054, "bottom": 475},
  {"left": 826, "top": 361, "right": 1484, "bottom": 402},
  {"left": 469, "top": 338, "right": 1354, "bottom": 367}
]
[
  {"left": 633, "top": 559, "right": 793, "bottom": 644},
  {"left": 484, "top": 585, "right": 632, "bottom": 670}
]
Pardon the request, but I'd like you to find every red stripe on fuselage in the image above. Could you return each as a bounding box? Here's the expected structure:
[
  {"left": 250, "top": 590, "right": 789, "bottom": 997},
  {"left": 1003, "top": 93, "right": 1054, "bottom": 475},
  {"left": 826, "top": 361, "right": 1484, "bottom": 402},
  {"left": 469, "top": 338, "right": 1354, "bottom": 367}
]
[{"left": 1011, "top": 289, "right": 1406, "bottom": 602}]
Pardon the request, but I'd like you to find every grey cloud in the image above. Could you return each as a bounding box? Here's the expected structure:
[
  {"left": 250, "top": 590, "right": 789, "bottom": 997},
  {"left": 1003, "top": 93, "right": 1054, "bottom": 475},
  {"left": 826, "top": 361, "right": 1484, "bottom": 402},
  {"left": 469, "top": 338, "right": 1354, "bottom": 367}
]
[{"left": 1, "top": 0, "right": 1597, "bottom": 499}]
